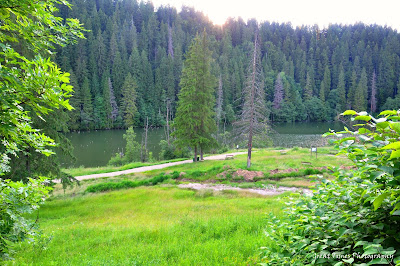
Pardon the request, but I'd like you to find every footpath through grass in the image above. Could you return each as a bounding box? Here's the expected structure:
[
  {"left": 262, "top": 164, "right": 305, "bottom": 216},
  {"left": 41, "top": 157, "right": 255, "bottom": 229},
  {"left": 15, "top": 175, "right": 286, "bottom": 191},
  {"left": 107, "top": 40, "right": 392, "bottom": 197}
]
[
  {"left": 7, "top": 187, "right": 284, "bottom": 265},
  {"left": 55, "top": 147, "right": 351, "bottom": 196},
  {"left": 63, "top": 158, "right": 188, "bottom": 177}
]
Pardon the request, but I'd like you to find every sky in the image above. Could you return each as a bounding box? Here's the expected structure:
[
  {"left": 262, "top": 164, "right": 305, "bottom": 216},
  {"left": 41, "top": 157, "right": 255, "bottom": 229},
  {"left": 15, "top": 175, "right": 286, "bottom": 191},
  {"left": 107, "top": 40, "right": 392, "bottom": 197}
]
[{"left": 150, "top": 0, "right": 400, "bottom": 31}]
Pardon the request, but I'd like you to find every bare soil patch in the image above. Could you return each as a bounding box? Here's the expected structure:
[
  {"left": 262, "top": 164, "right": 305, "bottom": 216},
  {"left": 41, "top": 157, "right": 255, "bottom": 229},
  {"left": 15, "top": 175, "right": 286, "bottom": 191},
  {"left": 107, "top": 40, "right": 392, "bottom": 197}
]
[{"left": 178, "top": 183, "right": 312, "bottom": 196}]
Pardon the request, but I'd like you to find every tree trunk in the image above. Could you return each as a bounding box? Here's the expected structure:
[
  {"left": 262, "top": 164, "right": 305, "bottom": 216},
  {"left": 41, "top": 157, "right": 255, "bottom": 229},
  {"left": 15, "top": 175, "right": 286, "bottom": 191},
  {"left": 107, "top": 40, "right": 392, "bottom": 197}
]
[
  {"left": 247, "top": 129, "right": 253, "bottom": 168},
  {"left": 200, "top": 146, "right": 203, "bottom": 161},
  {"left": 194, "top": 146, "right": 198, "bottom": 162}
]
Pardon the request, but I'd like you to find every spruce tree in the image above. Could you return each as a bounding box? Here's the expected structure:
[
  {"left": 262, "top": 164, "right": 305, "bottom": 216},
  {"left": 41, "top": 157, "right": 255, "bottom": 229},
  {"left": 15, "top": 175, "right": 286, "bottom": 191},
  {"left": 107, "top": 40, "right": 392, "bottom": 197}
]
[
  {"left": 337, "top": 65, "right": 346, "bottom": 111},
  {"left": 173, "top": 31, "right": 216, "bottom": 161},
  {"left": 354, "top": 68, "right": 368, "bottom": 111},
  {"left": 303, "top": 72, "right": 313, "bottom": 100},
  {"left": 81, "top": 77, "right": 94, "bottom": 129},
  {"left": 121, "top": 73, "right": 138, "bottom": 127}
]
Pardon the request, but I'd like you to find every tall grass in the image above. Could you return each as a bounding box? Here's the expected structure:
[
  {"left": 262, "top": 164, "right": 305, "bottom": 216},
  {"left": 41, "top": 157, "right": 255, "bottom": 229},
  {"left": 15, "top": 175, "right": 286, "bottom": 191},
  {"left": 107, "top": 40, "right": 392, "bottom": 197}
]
[{"left": 7, "top": 187, "right": 283, "bottom": 265}]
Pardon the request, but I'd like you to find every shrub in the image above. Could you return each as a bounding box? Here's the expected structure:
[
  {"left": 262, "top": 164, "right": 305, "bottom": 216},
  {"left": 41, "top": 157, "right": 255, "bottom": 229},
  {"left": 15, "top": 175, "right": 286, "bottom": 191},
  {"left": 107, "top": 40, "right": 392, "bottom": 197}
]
[
  {"left": 108, "top": 153, "right": 126, "bottom": 166},
  {"left": 261, "top": 110, "right": 400, "bottom": 265},
  {"left": 0, "top": 178, "right": 51, "bottom": 258},
  {"left": 159, "top": 140, "right": 191, "bottom": 160}
]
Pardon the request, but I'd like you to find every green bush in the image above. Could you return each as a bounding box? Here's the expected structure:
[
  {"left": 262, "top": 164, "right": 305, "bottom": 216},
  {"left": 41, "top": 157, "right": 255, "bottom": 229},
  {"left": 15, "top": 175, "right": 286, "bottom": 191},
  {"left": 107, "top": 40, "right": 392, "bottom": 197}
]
[
  {"left": 159, "top": 140, "right": 191, "bottom": 160},
  {"left": 261, "top": 110, "right": 400, "bottom": 265},
  {"left": 108, "top": 153, "right": 126, "bottom": 166},
  {"left": 0, "top": 178, "right": 51, "bottom": 258}
]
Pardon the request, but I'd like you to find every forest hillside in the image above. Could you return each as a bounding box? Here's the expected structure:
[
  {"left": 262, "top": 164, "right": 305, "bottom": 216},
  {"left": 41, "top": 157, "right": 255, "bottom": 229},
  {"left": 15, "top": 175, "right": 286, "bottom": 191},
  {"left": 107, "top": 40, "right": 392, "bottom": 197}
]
[{"left": 57, "top": 0, "right": 400, "bottom": 130}]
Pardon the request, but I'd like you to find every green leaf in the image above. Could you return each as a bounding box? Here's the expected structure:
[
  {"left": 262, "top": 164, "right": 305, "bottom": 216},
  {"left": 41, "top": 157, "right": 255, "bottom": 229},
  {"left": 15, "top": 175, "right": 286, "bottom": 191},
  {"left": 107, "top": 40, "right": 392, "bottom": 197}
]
[
  {"left": 342, "top": 110, "right": 357, "bottom": 116},
  {"left": 358, "top": 128, "right": 371, "bottom": 134},
  {"left": 363, "top": 247, "right": 379, "bottom": 256},
  {"left": 354, "top": 241, "right": 369, "bottom": 248},
  {"left": 388, "top": 116, "right": 400, "bottom": 121},
  {"left": 389, "top": 150, "right": 400, "bottom": 160},
  {"left": 389, "top": 122, "right": 400, "bottom": 133},
  {"left": 392, "top": 210, "right": 400, "bottom": 215},
  {"left": 379, "top": 110, "right": 397, "bottom": 116},
  {"left": 376, "top": 122, "right": 390, "bottom": 129},
  {"left": 382, "top": 142, "right": 400, "bottom": 150},
  {"left": 343, "top": 258, "right": 354, "bottom": 263},
  {"left": 373, "top": 192, "right": 391, "bottom": 210},
  {"left": 366, "top": 258, "right": 389, "bottom": 265},
  {"left": 355, "top": 115, "right": 371, "bottom": 121}
]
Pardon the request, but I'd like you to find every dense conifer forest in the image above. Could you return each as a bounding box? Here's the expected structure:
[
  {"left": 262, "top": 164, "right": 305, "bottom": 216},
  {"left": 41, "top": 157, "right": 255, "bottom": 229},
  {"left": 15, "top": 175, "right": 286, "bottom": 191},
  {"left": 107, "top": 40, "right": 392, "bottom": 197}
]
[{"left": 57, "top": 0, "right": 400, "bottom": 130}]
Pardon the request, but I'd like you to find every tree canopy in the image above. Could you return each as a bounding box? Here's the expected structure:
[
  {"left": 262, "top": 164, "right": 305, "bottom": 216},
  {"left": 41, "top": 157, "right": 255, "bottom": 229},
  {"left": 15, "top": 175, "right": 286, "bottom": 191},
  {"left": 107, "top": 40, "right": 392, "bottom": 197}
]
[{"left": 0, "top": 0, "right": 84, "bottom": 257}]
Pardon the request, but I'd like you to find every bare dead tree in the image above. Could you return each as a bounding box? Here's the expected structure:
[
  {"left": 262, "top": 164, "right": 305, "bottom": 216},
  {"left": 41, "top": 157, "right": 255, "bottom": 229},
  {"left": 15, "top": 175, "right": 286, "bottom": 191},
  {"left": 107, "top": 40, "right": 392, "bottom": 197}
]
[
  {"left": 273, "top": 73, "right": 284, "bottom": 110},
  {"left": 234, "top": 30, "right": 268, "bottom": 168}
]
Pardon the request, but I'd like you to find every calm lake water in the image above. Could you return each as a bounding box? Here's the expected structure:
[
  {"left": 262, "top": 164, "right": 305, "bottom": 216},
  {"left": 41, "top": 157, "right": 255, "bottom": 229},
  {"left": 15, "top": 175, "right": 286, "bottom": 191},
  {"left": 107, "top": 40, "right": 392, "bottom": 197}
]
[{"left": 60, "top": 122, "right": 344, "bottom": 168}]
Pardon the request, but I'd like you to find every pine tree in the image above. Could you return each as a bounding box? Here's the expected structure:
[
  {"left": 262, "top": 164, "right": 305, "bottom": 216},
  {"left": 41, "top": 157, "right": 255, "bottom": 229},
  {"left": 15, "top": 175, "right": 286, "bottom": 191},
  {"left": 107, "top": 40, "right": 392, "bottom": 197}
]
[
  {"left": 370, "top": 70, "right": 377, "bottom": 113},
  {"left": 348, "top": 70, "right": 358, "bottom": 108},
  {"left": 216, "top": 74, "right": 223, "bottom": 132},
  {"left": 81, "top": 77, "right": 94, "bottom": 129},
  {"left": 173, "top": 31, "right": 216, "bottom": 161},
  {"left": 67, "top": 70, "right": 82, "bottom": 130},
  {"left": 121, "top": 73, "right": 138, "bottom": 127},
  {"left": 303, "top": 72, "right": 313, "bottom": 100},
  {"left": 319, "top": 82, "right": 326, "bottom": 102},
  {"left": 337, "top": 65, "right": 346, "bottom": 111},
  {"left": 319, "top": 65, "right": 331, "bottom": 102},
  {"left": 354, "top": 68, "right": 368, "bottom": 111},
  {"left": 109, "top": 77, "right": 120, "bottom": 126}
]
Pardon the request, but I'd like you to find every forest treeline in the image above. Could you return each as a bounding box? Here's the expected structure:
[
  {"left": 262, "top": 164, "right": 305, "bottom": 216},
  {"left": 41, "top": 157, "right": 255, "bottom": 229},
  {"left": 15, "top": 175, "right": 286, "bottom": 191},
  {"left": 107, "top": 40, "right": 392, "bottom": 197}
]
[{"left": 57, "top": 0, "right": 400, "bottom": 130}]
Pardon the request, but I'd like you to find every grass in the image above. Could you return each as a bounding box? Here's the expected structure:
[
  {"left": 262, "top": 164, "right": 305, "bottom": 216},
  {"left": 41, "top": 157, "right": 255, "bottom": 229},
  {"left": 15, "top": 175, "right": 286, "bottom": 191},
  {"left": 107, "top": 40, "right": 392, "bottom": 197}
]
[
  {"left": 7, "top": 187, "right": 285, "bottom": 265},
  {"left": 63, "top": 158, "right": 188, "bottom": 177},
  {"left": 53, "top": 147, "right": 350, "bottom": 197},
  {"left": 5, "top": 147, "right": 349, "bottom": 264},
  {"left": 141, "top": 147, "right": 350, "bottom": 181}
]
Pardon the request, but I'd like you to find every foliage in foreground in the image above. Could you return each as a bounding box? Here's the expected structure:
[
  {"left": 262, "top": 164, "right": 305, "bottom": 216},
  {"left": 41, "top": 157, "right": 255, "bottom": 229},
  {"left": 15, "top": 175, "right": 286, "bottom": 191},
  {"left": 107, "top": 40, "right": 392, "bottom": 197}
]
[
  {"left": 0, "top": 178, "right": 51, "bottom": 259},
  {"left": 0, "top": 0, "right": 83, "bottom": 259},
  {"left": 262, "top": 110, "right": 400, "bottom": 265}
]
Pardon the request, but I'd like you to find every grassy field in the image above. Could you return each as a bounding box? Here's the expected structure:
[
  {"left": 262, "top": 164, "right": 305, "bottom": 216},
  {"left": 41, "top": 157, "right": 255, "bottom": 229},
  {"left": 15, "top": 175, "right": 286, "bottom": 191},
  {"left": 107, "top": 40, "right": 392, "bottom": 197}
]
[
  {"left": 59, "top": 147, "right": 350, "bottom": 195},
  {"left": 63, "top": 147, "right": 344, "bottom": 178},
  {"left": 5, "top": 147, "right": 351, "bottom": 265},
  {"left": 7, "top": 187, "right": 287, "bottom": 265}
]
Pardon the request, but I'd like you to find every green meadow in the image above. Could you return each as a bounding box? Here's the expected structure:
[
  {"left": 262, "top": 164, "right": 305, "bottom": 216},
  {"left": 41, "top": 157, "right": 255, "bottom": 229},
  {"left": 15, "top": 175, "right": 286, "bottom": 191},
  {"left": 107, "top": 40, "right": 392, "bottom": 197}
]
[
  {"left": 7, "top": 187, "right": 286, "bottom": 265},
  {"left": 7, "top": 147, "right": 351, "bottom": 265}
]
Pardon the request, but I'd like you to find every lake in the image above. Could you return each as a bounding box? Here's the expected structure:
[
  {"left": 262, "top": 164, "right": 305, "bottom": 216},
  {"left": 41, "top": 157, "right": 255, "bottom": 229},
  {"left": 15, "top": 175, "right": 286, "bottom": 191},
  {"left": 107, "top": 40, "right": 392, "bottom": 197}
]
[{"left": 60, "top": 122, "right": 344, "bottom": 168}]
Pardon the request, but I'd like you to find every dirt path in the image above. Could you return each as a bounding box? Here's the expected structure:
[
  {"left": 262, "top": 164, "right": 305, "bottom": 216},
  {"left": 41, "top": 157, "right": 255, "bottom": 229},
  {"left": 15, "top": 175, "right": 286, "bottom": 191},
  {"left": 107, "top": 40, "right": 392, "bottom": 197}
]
[
  {"left": 69, "top": 152, "right": 248, "bottom": 182},
  {"left": 178, "top": 183, "right": 312, "bottom": 196}
]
